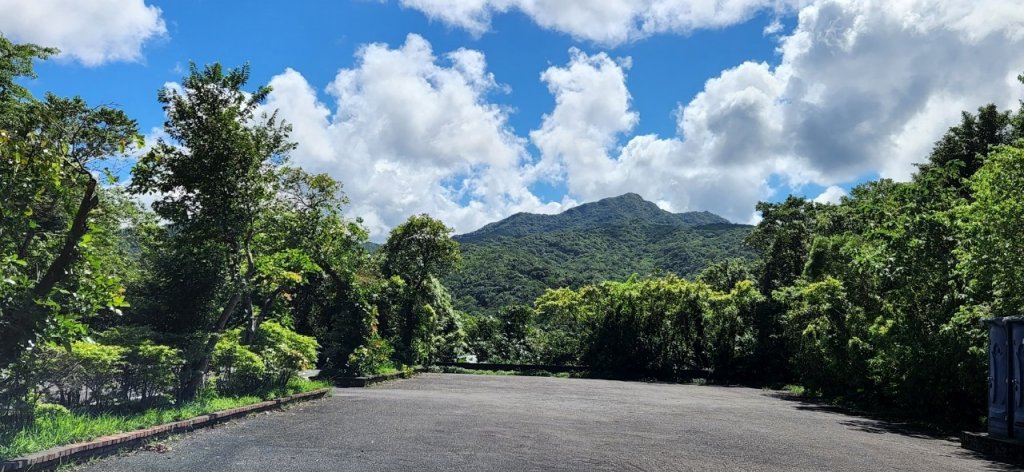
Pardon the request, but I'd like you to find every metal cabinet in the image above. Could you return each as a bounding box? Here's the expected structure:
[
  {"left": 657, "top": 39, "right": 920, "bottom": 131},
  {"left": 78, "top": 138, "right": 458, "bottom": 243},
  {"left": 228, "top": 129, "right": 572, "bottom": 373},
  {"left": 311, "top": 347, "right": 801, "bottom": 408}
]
[
  {"left": 1011, "top": 319, "right": 1024, "bottom": 438},
  {"left": 983, "top": 316, "right": 1024, "bottom": 438},
  {"left": 985, "top": 318, "right": 1011, "bottom": 437}
]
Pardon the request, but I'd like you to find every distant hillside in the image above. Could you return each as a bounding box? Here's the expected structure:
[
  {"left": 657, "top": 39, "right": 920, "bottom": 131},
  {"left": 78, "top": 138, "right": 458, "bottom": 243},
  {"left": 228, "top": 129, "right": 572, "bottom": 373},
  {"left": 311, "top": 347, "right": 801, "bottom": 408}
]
[
  {"left": 444, "top": 193, "right": 754, "bottom": 315},
  {"left": 459, "top": 193, "right": 729, "bottom": 242}
]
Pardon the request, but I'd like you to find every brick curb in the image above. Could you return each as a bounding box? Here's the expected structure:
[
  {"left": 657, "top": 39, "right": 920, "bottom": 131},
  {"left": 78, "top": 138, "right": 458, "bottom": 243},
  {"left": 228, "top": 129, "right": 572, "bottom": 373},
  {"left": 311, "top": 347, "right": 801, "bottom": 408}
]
[{"left": 0, "top": 388, "right": 329, "bottom": 472}]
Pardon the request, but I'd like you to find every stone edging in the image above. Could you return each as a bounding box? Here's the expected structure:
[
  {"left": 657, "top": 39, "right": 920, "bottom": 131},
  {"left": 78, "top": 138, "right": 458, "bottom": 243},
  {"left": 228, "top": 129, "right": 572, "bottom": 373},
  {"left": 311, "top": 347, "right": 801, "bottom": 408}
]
[
  {"left": 0, "top": 388, "right": 330, "bottom": 472},
  {"left": 433, "top": 362, "right": 587, "bottom": 374},
  {"left": 961, "top": 431, "right": 1024, "bottom": 465},
  {"left": 333, "top": 367, "right": 426, "bottom": 388}
]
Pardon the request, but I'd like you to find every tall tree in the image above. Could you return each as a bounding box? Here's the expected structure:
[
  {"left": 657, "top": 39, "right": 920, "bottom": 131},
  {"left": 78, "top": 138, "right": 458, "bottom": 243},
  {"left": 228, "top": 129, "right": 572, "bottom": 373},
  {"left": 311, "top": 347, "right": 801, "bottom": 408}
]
[
  {"left": 0, "top": 37, "right": 139, "bottom": 369},
  {"left": 130, "top": 63, "right": 294, "bottom": 400},
  {"left": 379, "top": 214, "right": 461, "bottom": 365}
]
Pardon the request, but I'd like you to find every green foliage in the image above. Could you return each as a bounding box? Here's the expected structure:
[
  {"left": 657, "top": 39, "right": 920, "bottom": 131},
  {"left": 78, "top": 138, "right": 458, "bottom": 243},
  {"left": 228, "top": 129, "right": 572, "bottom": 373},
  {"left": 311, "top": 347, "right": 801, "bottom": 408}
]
[
  {"left": 316, "top": 275, "right": 379, "bottom": 377},
  {"left": 774, "top": 278, "right": 870, "bottom": 399},
  {"left": 250, "top": 321, "right": 319, "bottom": 384},
  {"left": 32, "top": 403, "right": 70, "bottom": 420},
  {"left": 465, "top": 304, "right": 538, "bottom": 363},
  {"left": 124, "top": 62, "right": 356, "bottom": 401},
  {"left": 750, "top": 89, "right": 1024, "bottom": 426},
  {"left": 0, "top": 35, "right": 57, "bottom": 108},
  {"left": 36, "top": 342, "right": 127, "bottom": 408},
  {"left": 211, "top": 323, "right": 318, "bottom": 395},
  {"left": 96, "top": 327, "right": 183, "bottom": 402},
  {"left": 211, "top": 332, "right": 268, "bottom": 396},
  {"left": 523, "top": 275, "right": 761, "bottom": 380},
  {"left": 347, "top": 333, "right": 396, "bottom": 376},
  {"left": 0, "top": 45, "right": 140, "bottom": 368},
  {"left": 698, "top": 258, "right": 753, "bottom": 293},
  {"left": 532, "top": 286, "right": 600, "bottom": 365},
  {"left": 960, "top": 144, "right": 1024, "bottom": 317},
  {"left": 381, "top": 214, "right": 461, "bottom": 288},
  {"left": 379, "top": 215, "right": 462, "bottom": 366}
]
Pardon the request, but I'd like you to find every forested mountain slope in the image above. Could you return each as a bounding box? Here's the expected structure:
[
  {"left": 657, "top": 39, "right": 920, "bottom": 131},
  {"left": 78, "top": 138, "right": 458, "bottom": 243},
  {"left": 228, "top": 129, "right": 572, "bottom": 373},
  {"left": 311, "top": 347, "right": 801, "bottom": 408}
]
[{"left": 445, "top": 193, "right": 753, "bottom": 314}]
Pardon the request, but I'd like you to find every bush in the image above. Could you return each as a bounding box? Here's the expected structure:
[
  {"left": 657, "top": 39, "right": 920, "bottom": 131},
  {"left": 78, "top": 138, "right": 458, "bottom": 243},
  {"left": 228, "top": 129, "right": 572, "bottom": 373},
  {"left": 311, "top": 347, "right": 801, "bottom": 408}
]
[
  {"left": 125, "top": 343, "right": 183, "bottom": 405},
  {"left": 211, "top": 323, "right": 319, "bottom": 395},
  {"left": 37, "top": 342, "right": 127, "bottom": 408},
  {"left": 249, "top": 322, "right": 319, "bottom": 386},
  {"left": 98, "top": 328, "right": 183, "bottom": 405},
  {"left": 347, "top": 333, "right": 395, "bottom": 376},
  {"left": 33, "top": 402, "right": 70, "bottom": 419},
  {"left": 211, "top": 333, "right": 267, "bottom": 396},
  {"left": 0, "top": 352, "right": 45, "bottom": 428}
]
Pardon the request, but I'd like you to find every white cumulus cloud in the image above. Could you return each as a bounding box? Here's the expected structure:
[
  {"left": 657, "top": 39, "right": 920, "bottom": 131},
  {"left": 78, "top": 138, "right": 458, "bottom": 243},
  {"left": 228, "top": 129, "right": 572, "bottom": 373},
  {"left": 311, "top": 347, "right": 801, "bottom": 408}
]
[
  {"left": 399, "top": 0, "right": 808, "bottom": 45},
  {"left": 267, "top": 0, "right": 1024, "bottom": 236},
  {"left": 265, "top": 34, "right": 569, "bottom": 239},
  {"left": 813, "top": 186, "right": 848, "bottom": 204},
  {"left": 0, "top": 0, "right": 166, "bottom": 66},
  {"left": 518, "top": 0, "right": 1024, "bottom": 223}
]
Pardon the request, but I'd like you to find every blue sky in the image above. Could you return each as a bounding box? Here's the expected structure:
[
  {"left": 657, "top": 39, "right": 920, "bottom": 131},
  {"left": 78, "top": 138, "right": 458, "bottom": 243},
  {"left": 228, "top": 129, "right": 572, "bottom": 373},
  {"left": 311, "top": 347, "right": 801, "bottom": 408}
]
[
  {"left": 6, "top": 0, "right": 1024, "bottom": 238},
  {"left": 32, "top": 2, "right": 782, "bottom": 136}
]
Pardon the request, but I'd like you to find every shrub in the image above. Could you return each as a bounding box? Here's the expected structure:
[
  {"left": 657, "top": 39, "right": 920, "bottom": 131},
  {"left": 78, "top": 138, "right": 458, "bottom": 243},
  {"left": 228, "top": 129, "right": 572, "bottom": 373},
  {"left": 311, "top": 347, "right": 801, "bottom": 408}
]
[
  {"left": 211, "top": 332, "right": 267, "bottom": 396},
  {"left": 33, "top": 402, "right": 70, "bottom": 419},
  {"left": 210, "top": 323, "right": 318, "bottom": 394},
  {"left": 73, "top": 342, "right": 128, "bottom": 407},
  {"left": 98, "top": 328, "right": 183, "bottom": 405},
  {"left": 37, "top": 342, "right": 127, "bottom": 408},
  {"left": 249, "top": 322, "right": 319, "bottom": 386},
  {"left": 347, "top": 333, "right": 395, "bottom": 376},
  {"left": 125, "top": 343, "right": 183, "bottom": 405}
]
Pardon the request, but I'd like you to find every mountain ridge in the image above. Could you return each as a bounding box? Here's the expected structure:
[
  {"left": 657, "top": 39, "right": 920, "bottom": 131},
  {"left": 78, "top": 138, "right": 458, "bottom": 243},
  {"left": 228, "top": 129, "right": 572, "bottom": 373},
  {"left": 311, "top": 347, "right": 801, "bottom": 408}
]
[
  {"left": 456, "top": 193, "right": 731, "bottom": 242},
  {"left": 443, "top": 193, "right": 754, "bottom": 315}
]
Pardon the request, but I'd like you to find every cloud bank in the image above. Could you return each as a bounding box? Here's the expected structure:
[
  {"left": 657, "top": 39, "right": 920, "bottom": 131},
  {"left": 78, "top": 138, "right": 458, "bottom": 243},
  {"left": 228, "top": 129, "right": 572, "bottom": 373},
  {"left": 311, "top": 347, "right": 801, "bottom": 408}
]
[
  {"left": 0, "top": 0, "right": 166, "bottom": 66},
  {"left": 399, "top": 0, "right": 808, "bottom": 46},
  {"left": 265, "top": 0, "right": 1024, "bottom": 239}
]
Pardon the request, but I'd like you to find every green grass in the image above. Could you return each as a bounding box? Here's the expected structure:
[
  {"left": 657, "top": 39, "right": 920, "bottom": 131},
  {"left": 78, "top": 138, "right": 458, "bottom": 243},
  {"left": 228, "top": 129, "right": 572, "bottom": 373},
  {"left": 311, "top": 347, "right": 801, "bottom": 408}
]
[
  {"left": 782, "top": 384, "right": 807, "bottom": 396},
  {"left": 0, "top": 377, "right": 329, "bottom": 460}
]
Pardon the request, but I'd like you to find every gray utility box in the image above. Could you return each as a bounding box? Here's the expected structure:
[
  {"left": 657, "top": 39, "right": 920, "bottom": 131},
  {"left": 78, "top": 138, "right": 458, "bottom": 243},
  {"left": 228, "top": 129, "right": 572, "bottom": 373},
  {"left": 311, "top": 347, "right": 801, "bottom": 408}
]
[{"left": 983, "top": 317, "right": 1024, "bottom": 438}]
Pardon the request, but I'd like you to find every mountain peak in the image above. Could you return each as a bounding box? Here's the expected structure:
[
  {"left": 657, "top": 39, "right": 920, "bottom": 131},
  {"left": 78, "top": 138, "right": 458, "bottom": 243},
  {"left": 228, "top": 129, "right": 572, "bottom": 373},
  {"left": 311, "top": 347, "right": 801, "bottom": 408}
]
[{"left": 457, "top": 193, "right": 731, "bottom": 242}]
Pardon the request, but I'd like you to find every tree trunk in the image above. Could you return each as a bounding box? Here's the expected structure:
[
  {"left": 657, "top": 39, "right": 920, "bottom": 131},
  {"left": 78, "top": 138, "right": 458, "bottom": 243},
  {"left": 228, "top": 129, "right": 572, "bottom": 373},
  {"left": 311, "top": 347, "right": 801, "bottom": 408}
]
[
  {"left": 181, "top": 242, "right": 259, "bottom": 400},
  {"left": 240, "top": 291, "right": 256, "bottom": 344},
  {"left": 0, "top": 178, "right": 98, "bottom": 370},
  {"left": 242, "top": 288, "right": 283, "bottom": 344},
  {"left": 16, "top": 229, "right": 36, "bottom": 260},
  {"left": 179, "top": 292, "right": 242, "bottom": 401}
]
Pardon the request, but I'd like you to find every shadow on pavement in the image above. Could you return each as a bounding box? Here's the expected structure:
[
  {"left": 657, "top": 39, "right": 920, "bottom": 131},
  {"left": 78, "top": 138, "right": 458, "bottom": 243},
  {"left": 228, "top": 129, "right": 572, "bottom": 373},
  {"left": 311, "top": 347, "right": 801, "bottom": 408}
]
[{"left": 764, "top": 391, "right": 1021, "bottom": 471}]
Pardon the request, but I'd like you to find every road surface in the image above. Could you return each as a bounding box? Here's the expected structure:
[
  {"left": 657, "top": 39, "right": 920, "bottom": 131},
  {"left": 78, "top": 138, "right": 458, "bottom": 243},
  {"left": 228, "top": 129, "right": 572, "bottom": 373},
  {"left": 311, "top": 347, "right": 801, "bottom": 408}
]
[{"left": 78, "top": 373, "right": 1009, "bottom": 471}]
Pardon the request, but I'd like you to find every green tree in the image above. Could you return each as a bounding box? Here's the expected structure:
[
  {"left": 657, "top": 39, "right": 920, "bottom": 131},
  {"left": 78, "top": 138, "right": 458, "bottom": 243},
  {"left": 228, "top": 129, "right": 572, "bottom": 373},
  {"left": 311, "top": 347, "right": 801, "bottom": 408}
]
[
  {"left": 0, "top": 37, "right": 139, "bottom": 370},
  {"left": 379, "top": 214, "right": 461, "bottom": 365},
  {"left": 697, "top": 258, "right": 753, "bottom": 293},
  {"left": 130, "top": 62, "right": 295, "bottom": 400},
  {"left": 960, "top": 143, "right": 1024, "bottom": 318}
]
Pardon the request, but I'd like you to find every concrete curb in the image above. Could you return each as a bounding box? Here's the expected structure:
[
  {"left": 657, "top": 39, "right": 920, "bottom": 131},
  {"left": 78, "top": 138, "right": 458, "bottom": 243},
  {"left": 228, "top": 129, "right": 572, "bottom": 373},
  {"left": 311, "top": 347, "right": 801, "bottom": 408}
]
[
  {"left": 333, "top": 367, "right": 426, "bottom": 388},
  {"left": 961, "top": 431, "right": 1024, "bottom": 465},
  {"left": 434, "top": 362, "right": 586, "bottom": 374},
  {"left": 0, "top": 388, "right": 329, "bottom": 472}
]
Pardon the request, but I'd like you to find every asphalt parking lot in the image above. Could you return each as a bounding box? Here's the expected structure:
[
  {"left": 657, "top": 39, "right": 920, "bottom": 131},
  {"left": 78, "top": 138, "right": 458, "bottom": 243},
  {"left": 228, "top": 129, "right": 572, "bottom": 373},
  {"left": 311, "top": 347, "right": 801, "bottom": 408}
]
[{"left": 78, "top": 373, "right": 1009, "bottom": 471}]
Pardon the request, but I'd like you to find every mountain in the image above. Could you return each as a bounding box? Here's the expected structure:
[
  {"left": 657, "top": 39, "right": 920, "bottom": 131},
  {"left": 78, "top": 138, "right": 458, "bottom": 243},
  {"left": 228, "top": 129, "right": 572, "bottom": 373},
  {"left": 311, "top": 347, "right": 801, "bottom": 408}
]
[
  {"left": 458, "top": 193, "right": 729, "bottom": 242},
  {"left": 444, "top": 193, "right": 755, "bottom": 315}
]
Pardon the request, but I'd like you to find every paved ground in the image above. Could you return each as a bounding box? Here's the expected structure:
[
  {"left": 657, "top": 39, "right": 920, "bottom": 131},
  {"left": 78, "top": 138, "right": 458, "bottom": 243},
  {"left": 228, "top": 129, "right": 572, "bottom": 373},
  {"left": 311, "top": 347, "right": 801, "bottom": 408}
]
[{"left": 79, "top": 374, "right": 1012, "bottom": 471}]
